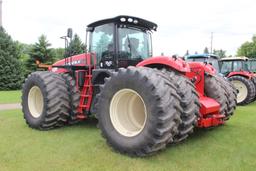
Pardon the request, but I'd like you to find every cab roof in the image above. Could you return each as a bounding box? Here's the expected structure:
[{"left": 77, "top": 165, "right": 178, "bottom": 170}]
[
  {"left": 87, "top": 15, "right": 158, "bottom": 31},
  {"left": 186, "top": 54, "right": 219, "bottom": 59},
  {"left": 221, "top": 56, "right": 249, "bottom": 61}
]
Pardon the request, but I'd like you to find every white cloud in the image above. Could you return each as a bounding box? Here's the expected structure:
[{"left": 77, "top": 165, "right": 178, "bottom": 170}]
[{"left": 2, "top": 0, "right": 256, "bottom": 56}]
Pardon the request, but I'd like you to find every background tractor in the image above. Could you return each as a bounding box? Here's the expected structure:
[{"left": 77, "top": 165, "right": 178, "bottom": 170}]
[
  {"left": 22, "top": 16, "right": 237, "bottom": 156},
  {"left": 185, "top": 54, "right": 256, "bottom": 105},
  {"left": 185, "top": 54, "right": 220, "bottom": 72},
  {"left": 220, "top": 57, "right": 256, "bottom": 105}
]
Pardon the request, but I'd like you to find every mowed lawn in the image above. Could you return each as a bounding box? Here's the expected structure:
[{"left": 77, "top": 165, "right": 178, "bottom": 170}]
[
  {"left": 0, "top": 90, "right": 21, "bottom": 104},
  {"left": 0, "top": 103, "right": 256, "bottom": 171}
]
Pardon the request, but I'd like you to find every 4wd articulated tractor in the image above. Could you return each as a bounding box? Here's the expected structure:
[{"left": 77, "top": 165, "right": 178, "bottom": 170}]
[{"left": 22, "top": 16, "right": 237, "bottom": 156}]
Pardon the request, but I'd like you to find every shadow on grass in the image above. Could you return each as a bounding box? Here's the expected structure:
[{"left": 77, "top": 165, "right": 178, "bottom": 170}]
[{"left": 61, "top": 117, "right": 99, "bottom": 130}]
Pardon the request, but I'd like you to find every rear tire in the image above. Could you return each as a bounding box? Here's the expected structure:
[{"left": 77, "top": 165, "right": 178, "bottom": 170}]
[
  {"left": 160, "top": 69, "right": 200, "bottom": 143},
  {"left": 228, "top": 76, "right": 255, "bottom": 105},
  {"left": 96, "top": 67, "right": 182, "bottom": 156},
  {"left": 22, "top": 71, "right": 70, "bottom": 130},
  {"left": 204, "top": 74, "right": 228, "bottom": 116},
  {"left": 61, "top": 74, "right": 81, "bottom": 124},
  {"left": 215, "top": 75, "right": 237, "bottom": 120},
  {"left": 251, "top": 77, "right": 256, "bottom": 102}
]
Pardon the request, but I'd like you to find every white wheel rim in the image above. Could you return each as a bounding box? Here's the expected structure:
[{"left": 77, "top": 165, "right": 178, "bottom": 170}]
[
  {"left": 110, "top": 89, "right": 147, "bottom": 137},
  {"left": 231, "top": 80, "right": 248, "bottom": 103},
  {"left": 28, "top": 86, "right": 44, "bottom": 118}
]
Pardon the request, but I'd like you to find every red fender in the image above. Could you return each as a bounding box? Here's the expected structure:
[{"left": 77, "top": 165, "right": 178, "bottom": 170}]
[
  {"left": 188, "top": 62, "right": 217, "bottom": 75},
  {"left": 49, "top": 53, "right": 89, "bottom": 73},
  {"left": 227, "top": 71, "right": 253, "bottom": 79},
  {"left": 136, "top": 56, "right": 190, "bottom": 73}
]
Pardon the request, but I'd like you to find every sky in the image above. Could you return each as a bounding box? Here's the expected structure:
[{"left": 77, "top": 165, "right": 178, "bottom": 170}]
[{"left": 2, "top": 0, "right": 256, "bottom": 56}]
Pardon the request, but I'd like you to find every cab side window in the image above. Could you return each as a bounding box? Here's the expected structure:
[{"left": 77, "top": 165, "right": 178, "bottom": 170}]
[
  {"left": 221, "top": 61, "right": 232, "bottom": 74},
  {"left": 233, "top": 61, "right": 242, "bottom": 72}
]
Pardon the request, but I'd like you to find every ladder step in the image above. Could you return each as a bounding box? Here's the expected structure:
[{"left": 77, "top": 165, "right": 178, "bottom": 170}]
[
  {"left": 77, "top": 114, "right": 86, "bottom": 119},
  {"left": 79, "top": 104, "right": 89, "bottom": 108},
  {"left": 83, "top": 85, "right": 92, "bottom": 87},
  {"left": 80, "top": 94, "right": 90, "bottom": 97}
]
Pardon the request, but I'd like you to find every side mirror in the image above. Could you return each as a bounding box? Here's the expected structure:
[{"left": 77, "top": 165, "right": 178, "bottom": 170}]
[{"left": 67, "top": 28, "right": 73, "bottom": 39}]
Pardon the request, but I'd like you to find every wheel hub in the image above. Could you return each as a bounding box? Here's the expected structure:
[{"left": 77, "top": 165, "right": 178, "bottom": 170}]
[
  {"left": 231, "top": 80, "right": 248, "bottom": 103},
  {"left": 28, "top": 86, "right": 44, "bottom": 118},
  {"left": 110, "top": 89, "right": 147, "bottom": 137}
]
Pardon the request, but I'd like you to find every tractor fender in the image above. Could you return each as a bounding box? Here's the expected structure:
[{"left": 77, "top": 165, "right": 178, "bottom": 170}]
[
  {"left": 136, "top": 56, "right": 190, "bottom": 73},
  {"left": 227, "top": 71, "right": 252, "bottom": 79}
]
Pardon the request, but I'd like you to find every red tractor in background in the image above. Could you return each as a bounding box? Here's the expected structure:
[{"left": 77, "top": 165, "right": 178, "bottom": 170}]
[
  {"left": 220, "top": 57, "right": 256, "bottom": 105},
  {"left": 185, "top": 54, "right": 256, "bottom": 105},
  {"left": 22, "top": 16, "right": 237, "bottom": 156}
]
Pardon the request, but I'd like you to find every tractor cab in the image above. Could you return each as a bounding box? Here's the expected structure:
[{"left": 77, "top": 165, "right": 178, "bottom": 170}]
[
  {"left": 220, "top": 56, "right": 250, "bottom": 76},
  {"left": 185, "top": 54, "right": 220, "bottom": 72},
  {"left": 86, "top": 15, "right": 157, "bottom": 69}
]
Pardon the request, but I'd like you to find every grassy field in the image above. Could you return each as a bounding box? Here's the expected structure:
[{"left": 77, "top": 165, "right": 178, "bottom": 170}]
[
  {"left": 0, "top": 90, "right": 21, "bottom": 104},
  {"left": 0, "top": 103, "right": 256, "bottom": 171}
]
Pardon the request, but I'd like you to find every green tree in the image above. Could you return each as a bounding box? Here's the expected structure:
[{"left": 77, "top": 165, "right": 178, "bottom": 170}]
[
  {"left": 213, "top": 49, "right": 226, "bottom": 58},
  {"left": 67, "top": 34, "right": 85, "bottom": 56},
  {"left": 53, "top": 48, "right": 65, "bottom": 60},
  {"left": 26, "top": 35, "right": 55, "bottom": 73},
  {"left": 203, "top": 47, "right": 209, "bottom": 54},
  {"left": 237, "top": 35, "right": 256, "bottom": 58},
  {"left": 0, "top": 27, "right": 24, "bottom": 90}
]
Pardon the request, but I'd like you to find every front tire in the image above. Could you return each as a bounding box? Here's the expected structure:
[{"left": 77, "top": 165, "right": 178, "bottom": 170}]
[
  {"left": 61, "top": 74, "right": 81, "bottom": 124},
  {"left": 96, "top": 67, "right": 182, "bottom": 156},
  {"left": 228, "top": 76, "right": 255, "bottom": 105}
]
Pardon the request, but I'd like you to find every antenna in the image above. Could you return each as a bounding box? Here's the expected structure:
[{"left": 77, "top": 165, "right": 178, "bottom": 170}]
[{"left": 0, "top": 0, "right": 3, "bottom": 27}]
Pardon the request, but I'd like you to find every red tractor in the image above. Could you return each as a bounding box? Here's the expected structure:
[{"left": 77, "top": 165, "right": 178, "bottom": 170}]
[
  {"left": 220, "top": 57, "right": 256, "bottom": 105},
  {"left": 22, "top": 16, "right": 237, "bottom": 156}
]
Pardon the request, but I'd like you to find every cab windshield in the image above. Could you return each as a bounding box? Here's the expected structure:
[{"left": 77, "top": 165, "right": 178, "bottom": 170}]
[
  {"left": 118, "top": 27, "right": 152, "bottom": 60},
  {"left": 186, "top": 57, "right": 220, "bottom": 72},
  {"left": 89, "top": 24, "right": 152, "bottom": 68}
]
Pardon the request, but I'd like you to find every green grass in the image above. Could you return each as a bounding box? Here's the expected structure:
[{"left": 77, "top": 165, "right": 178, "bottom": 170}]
[
  {"left": 0, "top": 90, "right": 21, "bottom": 104},
  {"left": 0, "top": 103, "right": 256, "bottom": 171}
]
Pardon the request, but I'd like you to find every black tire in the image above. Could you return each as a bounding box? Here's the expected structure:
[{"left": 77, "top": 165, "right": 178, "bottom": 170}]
[
  {"left": 252, "top": 77, "right": 256, "bottom": 102},
  {"left": 95, "top": 67, "right": 182, "bottom": 156},
  {"left": 228, "top": 76, "right": 256, "bottom": 105},
  {"left": 22, "top": 71, "right": 70, "bottom": 130},
  {"left": 61, "top": 74, "right": 81, "bottom": 124},
  {"left": 204, "top": 74, "right": 229, "bottom": 116},
  {"left": 215, "top": 76, "right": 237, "bottom": 120},
  {"left": 160, "top": 69, "right": 200, "bottom": 143}
]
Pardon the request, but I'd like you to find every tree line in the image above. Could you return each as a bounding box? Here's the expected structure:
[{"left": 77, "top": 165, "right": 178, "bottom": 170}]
[
  {"left": 0, "top": 27, "right": 84, "bottom": 90},
  {"left": 185, "top": 35, "right": 256, "bottom": 58}
]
